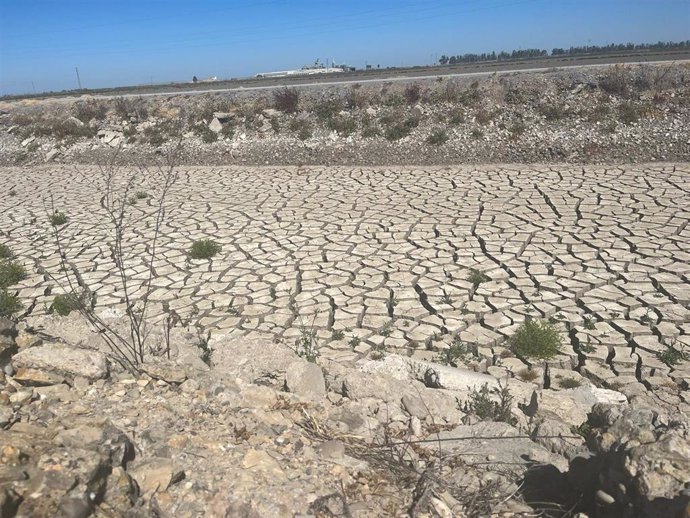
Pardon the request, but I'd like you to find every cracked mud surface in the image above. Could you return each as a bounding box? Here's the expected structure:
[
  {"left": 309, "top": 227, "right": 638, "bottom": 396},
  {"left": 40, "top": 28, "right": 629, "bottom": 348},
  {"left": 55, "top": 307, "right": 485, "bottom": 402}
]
[{"left": 2, "top": 164, "right": 689, "bottom": 397}]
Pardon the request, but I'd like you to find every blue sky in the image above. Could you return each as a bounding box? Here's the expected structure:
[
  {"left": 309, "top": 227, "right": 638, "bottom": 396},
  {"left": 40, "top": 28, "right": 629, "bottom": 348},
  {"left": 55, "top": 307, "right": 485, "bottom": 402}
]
[{"left": 0, "top": 0, "right": 688, "bottom": 95}]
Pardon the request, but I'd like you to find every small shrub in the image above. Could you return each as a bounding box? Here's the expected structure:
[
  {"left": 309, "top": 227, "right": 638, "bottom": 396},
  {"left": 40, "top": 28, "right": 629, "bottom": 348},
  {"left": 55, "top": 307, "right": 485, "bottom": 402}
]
[
  {"left": 538, "top": 103, "right": 570, "bottom": 122},
  {"left": 189, "top": 239, "right": 222, "bottom": 260},
  {"left": 470, "top": 128, "right": 484, "bottom": 139},
  {"left": 466, "top": 382, "right": 516, "bottom": 425},
  {"left": 657, "top": 341, "right": 689, "bottom": 366},
  {"left": 135, "top": 191, "right": 148, "bottom": 200},
  {"left": 404, "top": 83, "right": 422, "bottom": 105},
  {"left": 475, "top": 109, "right": 494, "bottom": 125},
  {"left": 142, "top": 126, "right": 167, "bottom": 147},
  {"left": 510, "top": 320, "right": 563, "bottom": 360},
  {"left": 599, "top": 67, "right": 629, "bottom": 96},
  {"left": 290, "top": 119, "right": 312, "bottom": 140},
  {"left": 49, "top": 211, "right": 68, "bottom": 226},
  {"left": 327, "top": 115, "right": 357, "bottom": 136},
  {"left": 193, "top": 123, "right": 218, "bottom": 143},
  {"left": 426, "top": 127, "right": 449, "bottom": 146},
  {"left": 313, "top": 97, "right": 344, "bottom": 120},
  {"left": 583, "top": 316, "right": 596, "bottom": 330},
  {"left": 114, "top": 97, "right": 149, "bottom": 121},
  {"left": 384, "top": 116, "right": 419, "bottom": 141},
  {"left": 50, "top": 291, "right": 90, "bottom": 316},
  {"left": 349, "top": 336, "right": 360, "bottom": 348},
  {"left": 517, "top": 368, "right": 539, "bottom": 382},
  {"left": 618, "top": 102, "right": 643, "bottom": 125},
  {"left": 0, "top": 259, "right": 26, "bottom": 288},
  {"left": 293, "top": 326, "right": 319, "bottom": 363},
  {"left": 558, "top": 377, "right": 582, "bottom": 389},
  {"left": 508, "top": 121, "right": 526, "bottom": 138},
  {"left": 220, "top": 123, "right": 235, "bottom": 139},
  {"left": 331, "top": 329, "right": 345, "bottom": 341},
  {"left": 0, "top": 290, "right": 22, "bottom": 317},
  {"left": 361, "top": 124, "right": 381, "bottom": 138},
  {"left": 434, "top": 336, "right": 473, "bottom": 367},
  {"left": 379, "top": 320, "right": 394, "bottom": 337},
  {"left": 448, "top": 108, "right": 465, "bottom": 125},
  {"left": 273, "top": 88, "right": 300, "bottom": 114},
  {"left": 467, "top": 268, "right": 489, "bottom": 287},
  {"left": 0, "top": 244, "right": 13, "bottom": 260},
  {"left": 269, "top": 117, "right": 280, "bottom": 133},
  {"left": 589, "top": 103, "right": 611, "bottom": 122},
  {"left": 72, "top": 100, "right": 108, "bottom": 123}
]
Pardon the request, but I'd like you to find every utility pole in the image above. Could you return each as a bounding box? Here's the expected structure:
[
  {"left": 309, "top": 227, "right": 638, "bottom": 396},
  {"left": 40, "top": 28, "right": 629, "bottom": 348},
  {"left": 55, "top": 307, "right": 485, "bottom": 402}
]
[
  {"left": 31, "top": 81, "right": 36, "bottom": 94},
  {"left": 75, "top": 67, "right": 82, "bottom": 90}
]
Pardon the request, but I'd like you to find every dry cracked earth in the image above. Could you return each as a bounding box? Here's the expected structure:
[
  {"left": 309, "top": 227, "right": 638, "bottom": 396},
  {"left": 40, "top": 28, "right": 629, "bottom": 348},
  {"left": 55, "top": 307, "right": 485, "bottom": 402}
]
[{"left": 2, "top": 163, "right": 690, "bottom": 400}]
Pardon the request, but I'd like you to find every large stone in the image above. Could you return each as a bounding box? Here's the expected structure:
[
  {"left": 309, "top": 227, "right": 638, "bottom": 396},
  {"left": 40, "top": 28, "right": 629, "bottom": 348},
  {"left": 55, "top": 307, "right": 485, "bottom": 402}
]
[
  {"left": 12, "top": 343, "right": 108, "bottom": 381},
  {"left": 284, "top": 360, "right": 326, "bottom": 401},
  {"left": 130, "top": 457, "right": 174, "bottom": 495},
  {"left": 210, "top": 332, "right": 299, "bottom": 387},
  {"left": 360, "top": 354, "right": 499, "bottom": 392},
  {"left": 208, "top": 118, "right": 224, "bottom": 133}
]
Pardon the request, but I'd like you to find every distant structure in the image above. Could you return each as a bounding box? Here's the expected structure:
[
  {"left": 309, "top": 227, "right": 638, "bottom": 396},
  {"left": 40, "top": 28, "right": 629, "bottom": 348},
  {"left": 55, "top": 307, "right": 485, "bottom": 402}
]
[
  {"left": 256, "top": 59, "right": 354, "bottom": 78},
  {"left": 192, "top": 76, "right": 218, "bottom": 83}
]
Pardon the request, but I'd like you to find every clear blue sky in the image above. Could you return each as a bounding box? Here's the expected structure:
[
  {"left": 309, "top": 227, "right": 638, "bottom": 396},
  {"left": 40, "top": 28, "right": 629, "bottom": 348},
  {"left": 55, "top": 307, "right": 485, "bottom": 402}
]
[{"left": 0, "top": 0, "right": 688, "bottom": 95}]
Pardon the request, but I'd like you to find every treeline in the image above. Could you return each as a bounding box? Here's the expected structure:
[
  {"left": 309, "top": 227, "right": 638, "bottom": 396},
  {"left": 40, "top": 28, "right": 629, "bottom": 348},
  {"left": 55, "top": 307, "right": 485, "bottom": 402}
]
[{"left": 438, "top": 40, "right": 690, "bottom": 65}]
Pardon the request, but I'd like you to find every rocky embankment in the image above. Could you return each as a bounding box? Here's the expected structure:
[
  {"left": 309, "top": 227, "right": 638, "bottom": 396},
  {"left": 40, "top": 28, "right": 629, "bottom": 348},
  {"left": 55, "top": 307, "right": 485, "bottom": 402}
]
[
  {"left": 1, "top": 314, "right": 688, "bottom": 517},
  {"left": 1, "top": 63, "right": 689, "bottom": 166}
]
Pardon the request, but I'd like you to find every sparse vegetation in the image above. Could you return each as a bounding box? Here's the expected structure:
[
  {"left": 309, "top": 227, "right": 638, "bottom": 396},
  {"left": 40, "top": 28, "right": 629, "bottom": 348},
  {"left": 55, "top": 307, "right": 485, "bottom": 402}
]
[
  {"left": 50, "top": 291, "right": 91, "bottom": 316},
  {"left": 403, "top": 83, "right": 422, "bottom": 105},
  {"left": 327, "top": 115, "right": 357, "bottom": 136},
  {"left": 426, "top": 127, "right": 449, "bottom": 146},
  {"left": 434, "top": 335, "right": 474, "bottom": 367},
  {"left": 0, "top": 259, "right": 27, "bottom": 288},
  {"left": 0, "top": 290, "right": 22, "bottom": 318},
  {"left": 331, "top": 329, "right": 345, "bottom": 341},
  {"left": 558, "top": 377, "right": 582, "bottom": 389},
  {"left": 273, "top": 88, "right": 300, "bottom": 114},
  {"left": 49, "top": 211, "right": 68, "bottom": 226},
  {"left": 618, "top": 102, "right": 644, "bottom": 125},
  {"left": 193, "top": 123, "right": 218, "bottom": 143},
  {"left": 657, "top": 340, "right": 689, "bottom": 366},
  {"left": 467, "top": 268, "right": 489, "bottom": 288},
  {"left": 509, "top": 319, "right": 563, "bottom": 360},
  {"left": 517, "top": 368, "right": 539, "bottom": 382},
  {"left": 189, "top": 239, "right": 222, "bottom": 260},
  {"left": 0, "top": 244, "right": 14, "bottom": 260},
  {"left": 466, "top": 382, "right": 516, "bottom": 425}
]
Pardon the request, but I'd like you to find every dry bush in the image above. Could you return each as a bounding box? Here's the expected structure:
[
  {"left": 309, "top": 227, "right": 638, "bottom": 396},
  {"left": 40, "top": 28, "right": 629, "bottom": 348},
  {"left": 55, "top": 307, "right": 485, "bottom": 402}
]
[
  {"left": 599, "top": 66, "right": 629, "bottom": 97},
  {"left": 404, "top": 83, "right": 422, "bottom": 105},
  {"left": 113, "top": 97, "right": 149, "bottom": 121},
  {"left": 313, "top": 96, "right": 345, "bottom": 120},
  {"left": 346, "top": 84, "right": 369, "bottom": 109},
  {"left": 73, "top": 99, "right": 108, "bottom": 123},
  {"left": 273, "top": 87, "right": 300, "bottom": 113}
]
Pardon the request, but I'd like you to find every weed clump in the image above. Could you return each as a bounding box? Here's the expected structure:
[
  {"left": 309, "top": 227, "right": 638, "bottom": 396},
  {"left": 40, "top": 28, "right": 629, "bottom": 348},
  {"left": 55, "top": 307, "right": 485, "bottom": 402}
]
[
  {"left": 426, "top": 127, "right": 449, "bottom": 146},
  {"left": 558, "top": 377, "right": 582, "bottom": 389},
  {"left": 0, "top": 244, "right": 14, "bottom": 260},
  {"left": 189, "top": 239, "right": 222, "bottom": 260},
  {"left": 657, "top": 341, "right": 689, "bottom": 366},
  {"left": 466, "top": 382, "right": 516, "bottom": 425},
  {"left": 274, "top": 88, "right": 300, "bottom": 114},
  {"left": 434, "top": 336, "right": 474, "bottom": 367},
  {"left": 49, "top": 211, "right": 68, "bottom": 226},
  {"left": 50, "top": 291, "right": 90, "bottom": 316},
  {"left": 509, "top": 319, "right": 563, "bottom": 360},
  {"left": 0, "top": 259, "right": 26, "bottom": 288},
  {"left": 467, "top": 268, "right": 489, "bottom": 288},
  {"left": 327, "top": 115, "right": 357, "bottom": 136},
  {"left": 0, "top": 290, "right": 22, "bottom": 318}
]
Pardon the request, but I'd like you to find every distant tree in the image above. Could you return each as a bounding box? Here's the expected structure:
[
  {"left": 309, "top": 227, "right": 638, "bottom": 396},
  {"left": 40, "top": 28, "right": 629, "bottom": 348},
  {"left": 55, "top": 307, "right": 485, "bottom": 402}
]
[
  {"left": 439, "top": 55, "right": 449, "bottom": 65},
  {"left": 192, "top": 76, "right": 198, "bottom": 83}
]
